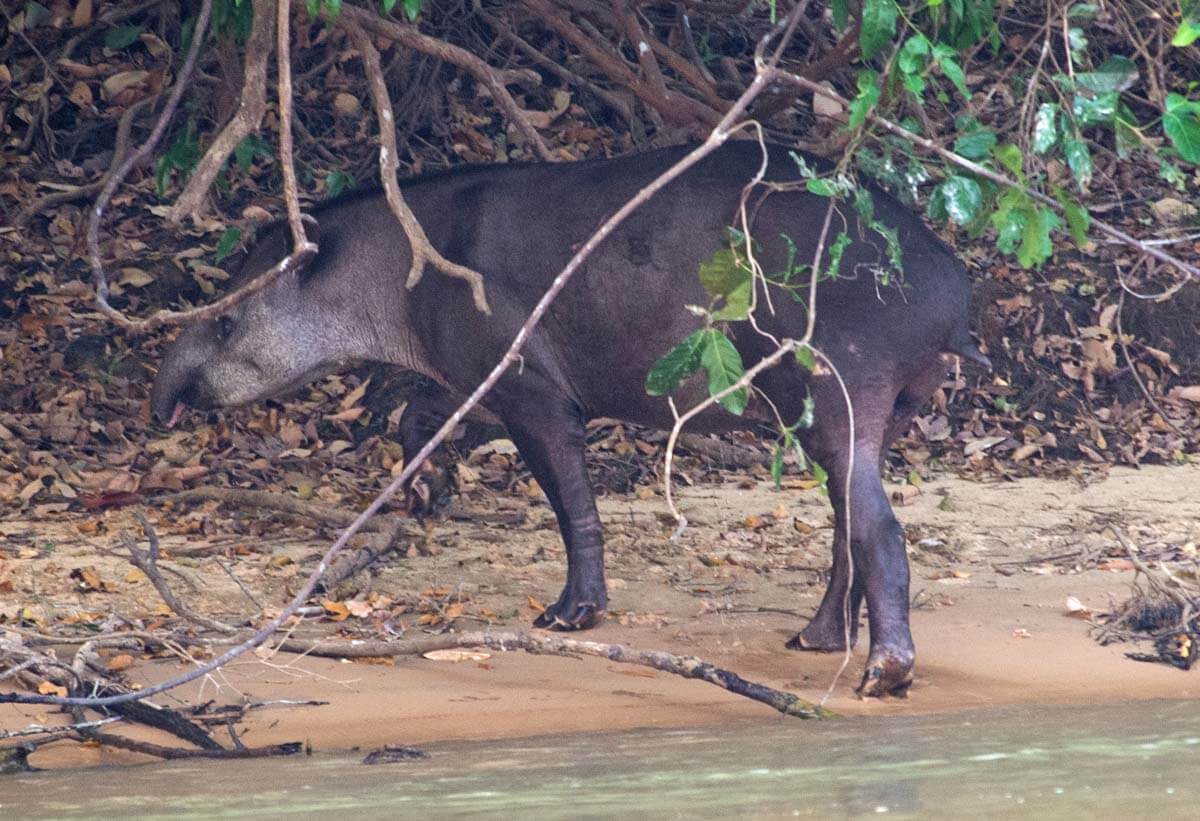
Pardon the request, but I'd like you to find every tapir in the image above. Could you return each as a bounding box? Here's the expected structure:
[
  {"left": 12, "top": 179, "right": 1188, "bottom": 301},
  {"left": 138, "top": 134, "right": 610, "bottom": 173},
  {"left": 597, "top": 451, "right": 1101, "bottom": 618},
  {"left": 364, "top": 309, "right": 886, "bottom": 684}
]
[{"left": 151, "top": 142, "right": 986, "bottom": 697}]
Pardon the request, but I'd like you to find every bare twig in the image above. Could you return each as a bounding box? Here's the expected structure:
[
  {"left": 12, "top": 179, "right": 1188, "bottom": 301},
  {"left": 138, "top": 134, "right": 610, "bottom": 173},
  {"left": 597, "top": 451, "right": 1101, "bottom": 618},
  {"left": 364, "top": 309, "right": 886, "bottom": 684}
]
[
  {"left": 275, "top": 0, "right": 311, "bottom": 253},
  {"left": 347, "top": 20, "right": 490, "bottom": 313}
]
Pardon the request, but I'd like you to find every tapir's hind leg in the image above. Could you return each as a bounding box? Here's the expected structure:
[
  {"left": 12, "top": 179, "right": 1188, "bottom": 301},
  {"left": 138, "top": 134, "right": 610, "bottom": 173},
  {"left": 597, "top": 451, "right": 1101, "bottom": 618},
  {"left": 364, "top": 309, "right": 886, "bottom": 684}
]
[
  {"left": 497, "top": 392, "right": 608, "bottom": 631},
  {"left": 787, "top": 360, "right": 947, "bottom": 697}
]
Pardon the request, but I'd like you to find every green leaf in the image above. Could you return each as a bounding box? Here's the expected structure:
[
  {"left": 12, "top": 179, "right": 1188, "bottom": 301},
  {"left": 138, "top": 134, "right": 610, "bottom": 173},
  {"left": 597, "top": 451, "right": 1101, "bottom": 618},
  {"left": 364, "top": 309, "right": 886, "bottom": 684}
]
[
  {"left": 324, "top": 169, "right": 356, "bottom": 197},
  {"left": 1062, "top": 200, "right": 1091, "bottom": 245},
  {"left": 1032, "top": 103, "right": 1059, "bottom": 153},
  {"left": 698, "top": 330, "right": 747, "bottom": 415},
  {"left": 1018, "top": 206, "right": 1060, "bottom": 269},
  {"left": 214, "top": 228, "right": 242, "bottom": 264},
  {"left": 403, "top": 0, "right": 423, "bottom": 21},
  {"left": 1071, "top": 92, "right": 1118, "bottom": 127},
  {"left": 1163, "top": 93, "right": 1200, "bottom": 164},
  {"left": 811, "top": 460, "right": 829, "bottom": 495},
  {"left": 847, "top": 71, "right": 881, "bottom": 129},
  {"left": 992, "top": 143, "right": 1024, "bottom": 178},
  {"left": 1062, "top": 137, "right": 1093, "bottom": 189},
  {"left": 699, "top": 248, "right": 751, "bottom": 300},
  {"left": 771, "top": 444, "right": 785, "bottom": 488},
  {"left": 380, "top": 0, "right": 398, "bottom": 12},
  {"left": 1067, "top": 3, "right": 1100, "bottom": 19},
  {"left": 794, "top": 345, "right": 816, "bottom": 372},
  {"left": 953, "top": 130, "right": 997, "bottom": 160},
  {"left": 860, "top": 0, "right": 898, "bottom": 60},
  {"left": 325, "top": 0, "right": 343, "bottom": 19},
  {"left": 104, "top": 24, "right": 143, "bottom": 49},
  {"left": 897, "top": 34, "right": 930, "bottom": 74},
  {"left": 306, "top": 0, "right": 320, "bottom": 18},
  {"left": 710, "top": 279, "right": 753, "bottom": 322},
  {"left": 1075, "top": 56, "right": 1139, "bottom": 94},
  {"left": 1173, "top": 20, "right": 1200, "bottom": 47},
  {"left": 646, "top": 331, "right": 705, "bottom": 396},
  {"left": 931, "top": 43, "right": 969, "bottom": 99},
  {"left": 824, "top": 232, "right": 852, "bottom": 279},
  {"left": 939, "top": 176, "right": 983, "bottom": 225},
  {"left": 806, "top": 178, "right": 838, "bottom": 197}
]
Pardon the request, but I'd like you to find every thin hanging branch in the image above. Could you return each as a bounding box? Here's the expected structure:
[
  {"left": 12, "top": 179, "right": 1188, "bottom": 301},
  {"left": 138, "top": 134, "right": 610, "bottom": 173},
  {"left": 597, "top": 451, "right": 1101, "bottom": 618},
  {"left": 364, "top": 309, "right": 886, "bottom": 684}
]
[
  {"left": 346, "top": 19, "right": 490, "bottom": 313},
  {"left": 86, "top": 0, "right": 215, "bottom": 330}
]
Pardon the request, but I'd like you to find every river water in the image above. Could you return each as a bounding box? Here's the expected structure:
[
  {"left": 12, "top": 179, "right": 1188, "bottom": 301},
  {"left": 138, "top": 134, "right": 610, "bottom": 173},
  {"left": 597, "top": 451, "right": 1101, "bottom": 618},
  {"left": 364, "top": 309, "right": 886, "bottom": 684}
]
[{"left": 5, "top": 699, "right": 1198, "bottom": 819}]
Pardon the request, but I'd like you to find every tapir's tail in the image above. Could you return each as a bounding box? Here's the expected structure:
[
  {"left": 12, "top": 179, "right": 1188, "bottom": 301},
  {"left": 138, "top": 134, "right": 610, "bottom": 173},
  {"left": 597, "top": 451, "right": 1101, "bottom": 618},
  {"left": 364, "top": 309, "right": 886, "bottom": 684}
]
[{"left": 944, "top": 328, "right": 992, "bottom": 370}]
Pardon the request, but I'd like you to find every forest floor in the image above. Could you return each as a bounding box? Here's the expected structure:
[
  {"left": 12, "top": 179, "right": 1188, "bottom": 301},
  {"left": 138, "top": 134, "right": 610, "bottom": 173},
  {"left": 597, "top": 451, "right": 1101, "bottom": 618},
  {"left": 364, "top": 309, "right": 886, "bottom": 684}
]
[{"left": 4, "top": 457, "right": 1198, "bottom": 769}]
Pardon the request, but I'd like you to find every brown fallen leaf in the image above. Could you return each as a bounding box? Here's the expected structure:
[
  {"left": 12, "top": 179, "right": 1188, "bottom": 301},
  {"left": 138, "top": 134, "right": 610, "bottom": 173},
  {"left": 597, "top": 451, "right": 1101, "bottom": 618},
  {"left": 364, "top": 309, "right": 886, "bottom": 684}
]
[
  {"left": 321, "top": 598, "right": 351, "bottom": 621},
  {"left": 107, "top": 654, "right": 135, "bottom": 672}
]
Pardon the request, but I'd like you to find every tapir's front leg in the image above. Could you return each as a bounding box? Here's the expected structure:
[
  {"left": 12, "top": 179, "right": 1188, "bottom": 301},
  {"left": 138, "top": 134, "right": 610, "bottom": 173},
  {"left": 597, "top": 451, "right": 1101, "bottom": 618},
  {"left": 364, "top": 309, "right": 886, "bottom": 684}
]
[{"left": 498, "top": 391, "right": 607, "bottom": 630}]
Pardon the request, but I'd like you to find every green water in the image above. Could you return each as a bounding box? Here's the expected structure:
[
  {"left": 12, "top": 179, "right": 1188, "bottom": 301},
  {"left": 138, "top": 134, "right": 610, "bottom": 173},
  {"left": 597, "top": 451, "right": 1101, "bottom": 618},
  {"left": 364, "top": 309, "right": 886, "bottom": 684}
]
[{"left": 4, "top": 699, "right": 1198, "bottom": 819}]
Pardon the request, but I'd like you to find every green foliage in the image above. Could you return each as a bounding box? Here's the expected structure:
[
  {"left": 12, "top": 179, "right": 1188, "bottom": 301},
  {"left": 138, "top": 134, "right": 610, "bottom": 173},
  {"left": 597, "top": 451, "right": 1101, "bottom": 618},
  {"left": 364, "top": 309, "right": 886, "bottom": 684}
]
[
  {"left": 645, "top": 330, "right": 705, "bottom": 397},
  {"left": 938, "top": 176, "right": 983, "bottom": 225},
  {"left": 1174, "top": 0, "right": 1200, "bottom": 46},
  {"left": 324, "top": 169, "right": 356, "bottom": 197},
  {"left": 860, "top": 0, "right": 899, "bottom": 60},
  {"left": 104, "top": 25, "right": 143, "bottom": 50},
  {"left": 155, "top": 121, "right": 200, "bottom": 195},
  {"left": 698, "top": 331, "right": 748, "bottom": 415},
  {"left": 1163, "top": 93, "right": 1200, "bottom": 164},
  {"left": 214, "top": 228, "right": 242, "bottom": 264},
  {"left": 213, "top": 0, "right": 253, "bottom": 41},
  {"left": 234, "top": 134, "right": 272, "bottom": 171}
]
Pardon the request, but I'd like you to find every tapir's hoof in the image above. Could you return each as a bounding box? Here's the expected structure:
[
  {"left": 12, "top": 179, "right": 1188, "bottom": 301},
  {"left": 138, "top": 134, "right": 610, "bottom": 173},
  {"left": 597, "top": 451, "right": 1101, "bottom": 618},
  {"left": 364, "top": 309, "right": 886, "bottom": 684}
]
[
  {"left": 785, "top": 623, "right": 857, "bottom": 653},
  {"left": 534, "top": 602, "right": 606, "bottom": 631},
  {"left": 855, "top": 650, "right": 914, "bottom": 699}
]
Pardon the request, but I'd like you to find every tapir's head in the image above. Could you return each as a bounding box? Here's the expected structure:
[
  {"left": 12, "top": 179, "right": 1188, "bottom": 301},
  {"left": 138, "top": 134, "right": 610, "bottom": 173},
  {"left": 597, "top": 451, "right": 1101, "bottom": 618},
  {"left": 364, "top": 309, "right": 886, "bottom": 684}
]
[
  {"left": 151, "top": 272, "right": 347, "bottom": 426},
  {"left": 150, "top": 219, "right": 376, "bottom": 426}
]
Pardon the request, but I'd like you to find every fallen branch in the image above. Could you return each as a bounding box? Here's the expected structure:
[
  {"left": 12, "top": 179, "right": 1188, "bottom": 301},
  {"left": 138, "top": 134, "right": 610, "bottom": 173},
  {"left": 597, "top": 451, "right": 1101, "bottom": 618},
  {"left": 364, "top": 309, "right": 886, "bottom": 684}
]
[
  {"left": 123, "top": 513, "right": 240, "bottom": 635},
  {"left": 346, "top": 18, "right": 490, "bottom": 313},
  {"left": 276, "top": 629, "right": 832, "bottom": 719}
]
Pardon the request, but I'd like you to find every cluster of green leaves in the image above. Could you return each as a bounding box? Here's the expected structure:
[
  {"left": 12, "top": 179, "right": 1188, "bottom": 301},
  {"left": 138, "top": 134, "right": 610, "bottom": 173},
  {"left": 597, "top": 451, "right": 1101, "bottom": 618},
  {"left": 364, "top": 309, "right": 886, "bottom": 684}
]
[
  {"left": 844, "top": 1, "right": 1199, "bottom": 270},
  {"left": 306, "top": 0, "right": 427, "bottom": 21}
]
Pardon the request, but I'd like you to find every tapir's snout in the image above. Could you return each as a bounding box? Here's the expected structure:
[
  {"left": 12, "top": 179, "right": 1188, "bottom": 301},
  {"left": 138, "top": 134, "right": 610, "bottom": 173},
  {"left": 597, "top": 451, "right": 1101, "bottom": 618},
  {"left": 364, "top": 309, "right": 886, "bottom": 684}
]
[{"left": 151, "top": 324, "right": 218, "bottom": 427}]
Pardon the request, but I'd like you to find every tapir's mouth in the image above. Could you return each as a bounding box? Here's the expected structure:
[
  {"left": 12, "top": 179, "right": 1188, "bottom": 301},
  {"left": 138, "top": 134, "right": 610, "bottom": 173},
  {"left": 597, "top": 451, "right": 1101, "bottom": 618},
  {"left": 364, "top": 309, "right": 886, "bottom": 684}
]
[{"left": 166, "top": 401, "right": 188, "bottom": 429}]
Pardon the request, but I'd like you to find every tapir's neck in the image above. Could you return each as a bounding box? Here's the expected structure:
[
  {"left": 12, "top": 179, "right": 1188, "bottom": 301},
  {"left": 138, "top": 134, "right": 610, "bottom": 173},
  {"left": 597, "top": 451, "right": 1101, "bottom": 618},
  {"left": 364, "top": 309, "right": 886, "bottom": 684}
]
[{"left": 307, "top": 267, "right": 440, "bottom": 382}]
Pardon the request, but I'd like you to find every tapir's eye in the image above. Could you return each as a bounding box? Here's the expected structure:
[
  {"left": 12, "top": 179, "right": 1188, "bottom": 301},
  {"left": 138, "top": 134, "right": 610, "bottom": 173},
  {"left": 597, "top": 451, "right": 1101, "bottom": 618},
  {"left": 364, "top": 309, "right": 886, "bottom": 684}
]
[{"left": 216, "top": 315, "right": 234, "bottom": 341}]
